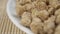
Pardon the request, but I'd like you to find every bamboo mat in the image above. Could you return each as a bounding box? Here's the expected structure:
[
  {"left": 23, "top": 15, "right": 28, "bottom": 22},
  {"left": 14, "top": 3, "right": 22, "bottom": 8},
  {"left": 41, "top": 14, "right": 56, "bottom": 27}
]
[{"left": 0, "top": 0, "right": 26, "bottom": 34}]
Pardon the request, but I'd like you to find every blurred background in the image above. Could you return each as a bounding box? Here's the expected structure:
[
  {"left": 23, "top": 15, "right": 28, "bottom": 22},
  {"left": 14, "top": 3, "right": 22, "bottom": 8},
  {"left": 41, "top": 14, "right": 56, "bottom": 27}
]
[{"left": 0, "top": 0, "right": 26, "bottom": 34}]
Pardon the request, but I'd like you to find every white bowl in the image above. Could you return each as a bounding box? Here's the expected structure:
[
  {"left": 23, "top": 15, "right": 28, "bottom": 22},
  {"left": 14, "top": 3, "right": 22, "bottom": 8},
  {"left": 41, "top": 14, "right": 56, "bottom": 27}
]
[{"left": 6, "top": 0, "right": 34, "bottom": 34}]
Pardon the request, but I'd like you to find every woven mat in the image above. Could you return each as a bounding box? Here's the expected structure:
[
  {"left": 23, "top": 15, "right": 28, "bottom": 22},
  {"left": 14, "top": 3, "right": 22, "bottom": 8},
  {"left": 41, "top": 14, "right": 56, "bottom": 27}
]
[{"left": 0, "top": 0, "right": 26, "bottom": 34}]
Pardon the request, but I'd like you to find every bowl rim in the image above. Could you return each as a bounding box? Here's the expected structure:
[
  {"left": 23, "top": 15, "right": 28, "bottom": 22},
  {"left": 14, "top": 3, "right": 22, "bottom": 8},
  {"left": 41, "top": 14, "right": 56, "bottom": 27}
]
[{"left": 6, "top": 0, "right": 34, "bottom": 34}]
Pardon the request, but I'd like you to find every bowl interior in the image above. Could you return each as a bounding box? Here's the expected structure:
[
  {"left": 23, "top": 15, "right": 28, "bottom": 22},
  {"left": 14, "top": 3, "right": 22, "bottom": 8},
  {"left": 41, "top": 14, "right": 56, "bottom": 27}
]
[{"left": 7, "top": 0, "right": 34, "bottom": 34}]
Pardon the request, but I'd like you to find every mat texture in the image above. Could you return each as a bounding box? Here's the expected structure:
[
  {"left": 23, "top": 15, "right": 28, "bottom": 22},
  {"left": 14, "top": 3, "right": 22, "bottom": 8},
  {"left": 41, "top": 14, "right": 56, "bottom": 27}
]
[{"left": 0, "top": 0, "right": 26, "bottom": 34}]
